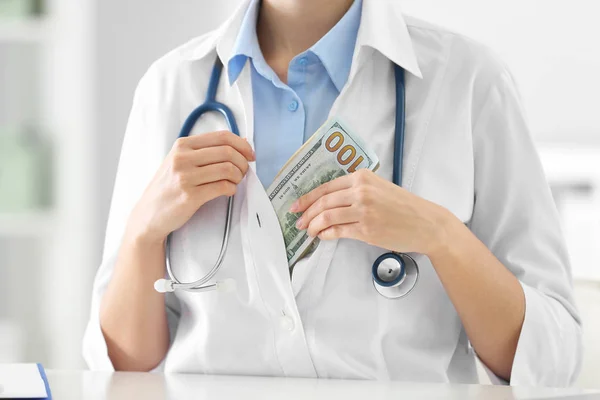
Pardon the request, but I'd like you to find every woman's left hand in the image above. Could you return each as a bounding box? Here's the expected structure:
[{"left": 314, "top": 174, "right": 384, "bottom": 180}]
[{"left": 290, "top": 169, "right": 452, "bottom": 256}]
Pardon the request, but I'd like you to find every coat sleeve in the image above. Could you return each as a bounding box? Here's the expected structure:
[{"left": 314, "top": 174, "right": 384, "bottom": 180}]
[
  {"left": 82, "top": 64, "right": 181, "bottom": 371},
  {"left": 469, "top": 63, "right": 583, "bottom": 386}
]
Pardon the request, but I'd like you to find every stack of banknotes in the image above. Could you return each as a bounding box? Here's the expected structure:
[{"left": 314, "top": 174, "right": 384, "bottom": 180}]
[{"left": 266, "top": 117, "right": 380, "bottom": 268}]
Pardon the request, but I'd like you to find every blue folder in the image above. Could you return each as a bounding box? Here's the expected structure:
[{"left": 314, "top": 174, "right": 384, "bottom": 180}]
[
  {"left": 34, "top": 363, "right": 52, "bottom": 400},
  {"left": 0, "top": 363, "right": 52, "bottom": 399}
]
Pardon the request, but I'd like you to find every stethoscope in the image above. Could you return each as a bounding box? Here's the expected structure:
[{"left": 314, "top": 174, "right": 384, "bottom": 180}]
[{"left": 154, "top": 57, "right": 419, "bottom": 299}]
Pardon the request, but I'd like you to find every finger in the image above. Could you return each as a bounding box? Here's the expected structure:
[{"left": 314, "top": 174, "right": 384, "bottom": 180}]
[
  {"left": 194, "top": 180, "right": 237, "bottom": 205},
  {"left": 318, "top": 223, "right": 360, "bottom": 241},
  {"left": 305, "top": 207, "right": 359, "bottom": 238},
  {"left": 296, "top": 189, "right": 354, "bottom": 230},
  {"left": 291, "top": 174, "right": 353, "bottom": 213},
  {"left": 191, "top": 146, "right": 249, "bottom": 175},
  {"left": 187, "top": 162, "right": 244, "bottom": 186},
  {"left": 176, "top": 131, "right": 255, "bottom": 161}
]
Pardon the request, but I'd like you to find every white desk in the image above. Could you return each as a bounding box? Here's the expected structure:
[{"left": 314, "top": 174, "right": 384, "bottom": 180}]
[{"left": 46, "top": 370, "right": 600, "bottom": 400}]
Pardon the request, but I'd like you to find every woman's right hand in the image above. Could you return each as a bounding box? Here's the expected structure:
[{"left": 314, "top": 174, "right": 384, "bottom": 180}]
[{"left": 126, "top": 131, "right": 256, "bottom": 244}]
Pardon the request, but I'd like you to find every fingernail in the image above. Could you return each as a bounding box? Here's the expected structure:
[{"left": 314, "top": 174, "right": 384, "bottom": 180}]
[
  {"left": 296, "top": 217, "right": 303, "bottom": 229},
  {"left": 290, "top": 202, "right": 299, "bottom": 212}
]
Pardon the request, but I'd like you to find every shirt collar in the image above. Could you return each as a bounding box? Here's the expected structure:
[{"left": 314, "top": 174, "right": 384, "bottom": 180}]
[
  {"left": 311, "top": 0, "right": 362, "bottom": 91},
  {"left": 226, "top": 0, "right": 262, "bottom": 85},
  {"left": 187, "top": 0, "right": 422, "bottom": 80},
  {"left": 226, "top": 0, "right": 362, "bottom": 92}
]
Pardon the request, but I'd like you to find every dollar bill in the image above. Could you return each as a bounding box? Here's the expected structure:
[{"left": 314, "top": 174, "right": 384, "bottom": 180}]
[{"left": 266, "top": 117, "right": 380, "bottom": 268}]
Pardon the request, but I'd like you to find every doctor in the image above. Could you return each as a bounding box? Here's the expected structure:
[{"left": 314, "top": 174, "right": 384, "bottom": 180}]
[{"left": 84, "top": 0, "right": 582, "bottom": 386}]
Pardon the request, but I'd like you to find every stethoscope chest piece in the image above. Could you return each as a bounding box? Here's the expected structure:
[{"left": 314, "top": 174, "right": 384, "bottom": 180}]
[{"left": 372, "top": 252, "right": 419, "bottom": 299}]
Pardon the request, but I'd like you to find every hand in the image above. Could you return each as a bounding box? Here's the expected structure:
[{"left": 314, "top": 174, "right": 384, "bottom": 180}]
[
  {"left": 127, "top": 131, "right": 255, "bottom": 244},
  {"left": 291, "top": 169, "right": 451, "bottom": 255}
]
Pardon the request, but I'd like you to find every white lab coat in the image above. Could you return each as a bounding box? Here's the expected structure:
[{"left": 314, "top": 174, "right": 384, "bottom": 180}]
[{"left": 83, "top": 0, "right": 582, "bottom": 386}]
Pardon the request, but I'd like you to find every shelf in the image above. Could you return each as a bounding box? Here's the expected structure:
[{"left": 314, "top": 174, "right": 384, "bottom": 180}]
[
  {"left": 0, "top": 210, "right": 55, "bottom": 237},
  {"left": 0, "top": 18, "right": 48, "bottom": 43}
]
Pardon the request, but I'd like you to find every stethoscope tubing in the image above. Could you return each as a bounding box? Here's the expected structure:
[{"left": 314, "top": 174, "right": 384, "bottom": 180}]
[
  {"left": 163, "top": 58, "right": 238, "bottom": 293},
  {"left": 159, "top": 57, "right": 419, "bottom": 298},
  {"left": 368, "top": 61, "right": 420, "bottom": 299},
  {"left": 393, "top": 60, "right": 406, "bottom": 188},
  {"left": 165, "top": 195, "right": 234, "bottom": 292}
]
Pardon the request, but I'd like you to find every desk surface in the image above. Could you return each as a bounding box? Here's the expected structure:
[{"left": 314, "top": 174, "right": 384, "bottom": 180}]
[{"left": 46, "top": 370, "right": 600, "bottom": 400}]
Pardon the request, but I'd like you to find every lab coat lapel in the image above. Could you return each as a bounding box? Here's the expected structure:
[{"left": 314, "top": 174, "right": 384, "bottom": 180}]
[
  {"left": 234, "top": 61, "right": 290, "bottom": 292},
  {"left": 234, "top": 61, "right": 318, "bottom": 377},
  {"left": 345, "top": 47, "right": 427, "bottom": 194},
  {"left": 234, "top": 61, "right": 255, "bottom": 146}
]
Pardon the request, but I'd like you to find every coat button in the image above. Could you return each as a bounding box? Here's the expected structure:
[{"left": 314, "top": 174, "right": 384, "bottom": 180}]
[{"left": 280, "top": 315, "right": 295, "bottom": 332}]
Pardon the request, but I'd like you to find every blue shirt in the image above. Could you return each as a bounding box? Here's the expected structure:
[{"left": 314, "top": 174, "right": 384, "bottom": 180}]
[{"left": 227, "top": 0, "right": 362, "bottom": 187}]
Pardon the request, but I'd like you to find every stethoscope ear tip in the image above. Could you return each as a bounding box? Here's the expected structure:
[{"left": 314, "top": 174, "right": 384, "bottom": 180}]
[{"left": 216, "top": 278, "right": 237, "bottom": 293}]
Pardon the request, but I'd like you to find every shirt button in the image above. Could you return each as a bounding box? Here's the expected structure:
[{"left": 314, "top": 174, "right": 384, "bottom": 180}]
[
  {"left": 280, "top": 315, "right": 295, "bottom": 332},
  {"left": 298, "top": 57, "right": 308, "bottom": 66},
  {"left": 288, "top": 100, "right": 299, "bottom": 112}
]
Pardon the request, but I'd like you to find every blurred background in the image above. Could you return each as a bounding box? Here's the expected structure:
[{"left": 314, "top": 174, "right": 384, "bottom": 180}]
[{"left": 0, "top": 0, "right": 598, "bottom": 388}]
